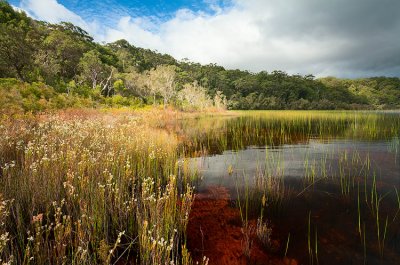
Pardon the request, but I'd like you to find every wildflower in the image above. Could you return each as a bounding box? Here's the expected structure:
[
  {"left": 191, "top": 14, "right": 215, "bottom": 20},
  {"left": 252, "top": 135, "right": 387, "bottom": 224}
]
[{"left": 32, "top": 213, "right": 43, "bottom": 223}]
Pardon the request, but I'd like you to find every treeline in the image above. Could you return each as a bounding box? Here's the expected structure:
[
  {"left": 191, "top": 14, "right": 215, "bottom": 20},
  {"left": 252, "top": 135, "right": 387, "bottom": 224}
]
[{"left": 1, "top": 1, "right": 399, "bottom": 112}]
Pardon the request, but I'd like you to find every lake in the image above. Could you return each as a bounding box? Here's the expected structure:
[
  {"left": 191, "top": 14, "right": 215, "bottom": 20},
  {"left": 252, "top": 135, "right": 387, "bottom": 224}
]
[{"left": 178, "top": 111, "right": 400, "bottom": 265}]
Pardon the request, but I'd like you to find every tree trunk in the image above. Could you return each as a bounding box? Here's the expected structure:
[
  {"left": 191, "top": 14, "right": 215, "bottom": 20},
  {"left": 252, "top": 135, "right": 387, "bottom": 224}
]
[{"left": 14, "top": 64, "right": 25, "bottom": 82}]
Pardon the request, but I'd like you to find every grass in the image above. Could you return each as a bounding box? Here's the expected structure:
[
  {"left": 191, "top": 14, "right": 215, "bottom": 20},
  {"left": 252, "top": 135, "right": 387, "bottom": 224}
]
[
  {"left": 284, "top": 233, "right": 291, "bottom": 257},
  {"left": 256, "top": 217, "right": 273, "bottom": 249},
  {"left": 1, "top": 109, "right": 400, "bottom": 264},
  {"left": 0, "top": 109, "right": 198, "bottom": 264},
  {"left": 191, "top": 110, "right": 400, "bottom": 263},
  {"left": 394, "top": 187, "right": 400, "bottom": 221},
  {"left": 306, "top": 212, "right": 319, "bottom": 265},
  {"left": 236, "top": 175, "right": 254, "bottom": 259}
]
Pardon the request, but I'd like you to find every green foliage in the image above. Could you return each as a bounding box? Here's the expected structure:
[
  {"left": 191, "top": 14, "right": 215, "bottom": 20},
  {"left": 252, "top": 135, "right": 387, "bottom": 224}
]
[
  {"left": 0, "top": 0, "right": 399, "bottom": 111},
  {"left": 321, "top": 77, "right": 400, "bottom": 109},
  {"left": 78, "top": 50, "right": 106, "bottom": 88},
  {"left": 36, "top": 25, "right": 90, "bottom": 84},
  {"left": 113, "top": 79, "right": 125, "bottom": 93},
  {"left": 0, "top": 2, "right": 39, "bottom": 81},
  {"left": 0, "top": 78, "right": 88, "bottom": 113},
  {"left": 104, "top": 94, "right": 143, "bottom": 107},
  {"left": 0, "top": 78, "right": 142, "bottom": 114}
]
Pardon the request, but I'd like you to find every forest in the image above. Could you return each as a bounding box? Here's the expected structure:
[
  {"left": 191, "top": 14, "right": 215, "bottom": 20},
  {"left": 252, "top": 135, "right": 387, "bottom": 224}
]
[{"left": 1, "top": 0, "right": 400, "bottom": 113}]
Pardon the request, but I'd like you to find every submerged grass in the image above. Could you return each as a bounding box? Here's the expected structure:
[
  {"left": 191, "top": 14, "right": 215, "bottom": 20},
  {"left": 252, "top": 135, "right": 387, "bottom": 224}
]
[{"left": 187, "top": 110, "right": 400, "bottom": 263}]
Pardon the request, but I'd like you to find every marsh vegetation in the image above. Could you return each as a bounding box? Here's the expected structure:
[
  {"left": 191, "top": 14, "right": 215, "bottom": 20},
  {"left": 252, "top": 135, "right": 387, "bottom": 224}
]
[
  {"left": 183, "top": 111, "right": 400, "bottom": 265},
  {"left": 1, "top": 109, "right": 400, "bottom": 265},
  {"left": 0, "top": 109, "right": 207, "bottom": 264}
]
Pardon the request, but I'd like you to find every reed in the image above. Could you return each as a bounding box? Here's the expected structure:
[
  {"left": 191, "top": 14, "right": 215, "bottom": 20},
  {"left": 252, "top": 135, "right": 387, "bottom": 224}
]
[
  {"left": 306, "top": 211, "right": 320, "bottom": 265},
  {"left": 357, "top": 183, "right": 362, "bottom": 241},
  {"left": 2, "top": 109, "right": 400, "bottom": 264},
  {"left": 284, "top": 233, "right": 291, "bottom": 258},
  {"left": 393, "top": 187, "right": 400, "bottom": 222},
  {"left": 0, "top": 109, "right": 197, "bottom": 264},
  {"left": 307, "top": 211, "right": 313, "bottom": 265},
  {"left": 256, "top": 217, "right": 273, "bottom": 249},
  {"left": 236, "top": 175, "right": 255, "bottom": 259}
]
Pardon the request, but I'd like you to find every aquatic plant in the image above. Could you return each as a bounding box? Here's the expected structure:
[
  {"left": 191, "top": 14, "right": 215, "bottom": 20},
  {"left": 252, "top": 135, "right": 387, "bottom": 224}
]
[{"left": 256, "top": 217, "right": 273, "bottom": 249}]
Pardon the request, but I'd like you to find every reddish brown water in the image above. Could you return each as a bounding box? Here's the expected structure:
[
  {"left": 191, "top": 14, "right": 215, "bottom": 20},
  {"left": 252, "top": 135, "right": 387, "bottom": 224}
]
[
  {"left": 180, "top": 112, "right": 400, "bottom": 265},
  {"left": 187, "top": 186, "right": 297, "bottom": 265}
]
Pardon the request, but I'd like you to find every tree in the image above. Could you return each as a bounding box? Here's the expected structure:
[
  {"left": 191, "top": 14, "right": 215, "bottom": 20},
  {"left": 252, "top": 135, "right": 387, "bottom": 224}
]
[
  {"left": 55, "top": 22, "right": 93, "bottom": 43},
  {"left": 35, "top": 26, "right": 89, "bottom": 84},
  {"left": 78, "top": 50, "right": 115, "bottom": 96},
  {"left": 78, "top": 50, "right": 105, "bottom": 89},
  {"left": 106, "top": 39, "right": 148, "bottom": 72},
  {"left": 113, "top": 79, "right": 125, "bottom": 94},
  {"left": 0, "top": 1, "right": 39, "bottom": 81},
  {"left": 213, "top": 91, "right": 227, "bottom": 110},
  {"left": 122, "top": 71, "right": 149, "bottom": 99},
  {"left": 148, "top": 65, "right": 177, "bottom": 108},
  {"left": 178, "top": 81, "right": 213, "bottom": 110}
]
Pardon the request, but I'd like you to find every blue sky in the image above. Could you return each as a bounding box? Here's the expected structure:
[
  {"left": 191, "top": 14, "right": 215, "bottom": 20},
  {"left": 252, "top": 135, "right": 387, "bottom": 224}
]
[
  {"left": 9, "top": 0, "right": 400, "bottom": 77},
  {"left": 10, "top": 0, "right": 230, "bottom": 27}
]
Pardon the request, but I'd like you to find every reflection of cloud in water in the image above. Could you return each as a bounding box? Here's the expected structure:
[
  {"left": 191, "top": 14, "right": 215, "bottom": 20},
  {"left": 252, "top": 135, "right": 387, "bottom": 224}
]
[{"left": 189, "top": 140, "right": 400, "bottom": 192}]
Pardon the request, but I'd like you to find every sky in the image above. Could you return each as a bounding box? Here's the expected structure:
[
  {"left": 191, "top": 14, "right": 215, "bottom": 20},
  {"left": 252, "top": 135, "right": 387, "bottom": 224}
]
[{"left": 9, "top": 0, "right": 400, "bottom": 78}]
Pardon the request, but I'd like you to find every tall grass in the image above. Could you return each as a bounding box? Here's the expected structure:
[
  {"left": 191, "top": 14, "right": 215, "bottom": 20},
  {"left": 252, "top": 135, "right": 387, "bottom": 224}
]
[
  {"left": 0, "top": 109, "right": 197, "bottom": 264},
  {"left": 236, "top": 175, "right": 254, "bottom": 259},
  {"left": 3, "top": 109, "right": 399, "bottom": 263}
]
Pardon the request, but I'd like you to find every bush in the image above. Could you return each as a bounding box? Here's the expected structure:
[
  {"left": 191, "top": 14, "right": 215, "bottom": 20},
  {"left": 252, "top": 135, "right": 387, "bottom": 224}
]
[{"left": 0, "top": 78, "right": 144, "bottom": 114}]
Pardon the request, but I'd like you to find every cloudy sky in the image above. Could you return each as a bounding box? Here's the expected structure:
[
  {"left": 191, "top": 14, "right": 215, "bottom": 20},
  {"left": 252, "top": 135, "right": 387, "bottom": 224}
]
[{"left": 9, "top": 0, "right": 400, "bottom": 77}]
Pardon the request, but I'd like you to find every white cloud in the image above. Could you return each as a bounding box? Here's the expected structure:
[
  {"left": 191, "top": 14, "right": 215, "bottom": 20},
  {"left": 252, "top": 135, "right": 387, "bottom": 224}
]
[
  {"left": 10, "top": 4, "right": 25, "bottom": 13},
  {"left": 104, "top": 16, "right": 162, "bottom": 48},
  {"left": 101, "top": 1, "right": 353, "bottom": 76},
  {"left": 21, "top": 0, "right": 84, "bottom": 25},
  {"left": 19, "top": 0, "right": 103, "bottom": 37},
  {"left": 16, "top": 0, "right": 400, "bottom": 77}
]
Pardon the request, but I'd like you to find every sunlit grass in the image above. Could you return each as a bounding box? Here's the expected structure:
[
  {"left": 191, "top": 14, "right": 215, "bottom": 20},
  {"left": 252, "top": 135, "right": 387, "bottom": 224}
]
[
  {"left": 1, "top": 109, "right": 400, "bottom": 264},
  {"left": 0, "top": 109, "right": 199, "bottom": 264}
]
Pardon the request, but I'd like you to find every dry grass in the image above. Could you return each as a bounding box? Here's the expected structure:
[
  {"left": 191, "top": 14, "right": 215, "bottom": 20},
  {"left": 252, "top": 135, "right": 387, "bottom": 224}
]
[{"left": 0, "top": 108, "right": 202, "bottom": 264}]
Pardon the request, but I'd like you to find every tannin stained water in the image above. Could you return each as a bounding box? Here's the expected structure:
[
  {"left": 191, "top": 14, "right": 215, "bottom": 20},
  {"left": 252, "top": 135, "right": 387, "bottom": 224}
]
[
  {"left": 178, "top": 111, "right": 400, "bottom": 265},
  {"left": 192, "top": 140, "right": 400, "bottom": 193}
]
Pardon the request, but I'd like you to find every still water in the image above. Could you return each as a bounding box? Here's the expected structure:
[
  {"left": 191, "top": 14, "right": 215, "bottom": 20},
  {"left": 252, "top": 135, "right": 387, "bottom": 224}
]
[
  {"left": 191, "top": 139, "right": 399, "bottom": 192},
  {"left": 179, "top": 111, "right": 400, "bottom": 265}
]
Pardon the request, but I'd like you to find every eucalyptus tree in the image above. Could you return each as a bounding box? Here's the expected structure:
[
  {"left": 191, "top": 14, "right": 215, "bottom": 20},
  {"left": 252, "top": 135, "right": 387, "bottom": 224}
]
[
  {"left": 148, "top": 65, "right": 177, "bottom": 107},
  {"left": 178, "top": 81, "right": 212, "bottom": 110},
  {"left": 78, "top": 50, "right": 115, "bottom": 96}
]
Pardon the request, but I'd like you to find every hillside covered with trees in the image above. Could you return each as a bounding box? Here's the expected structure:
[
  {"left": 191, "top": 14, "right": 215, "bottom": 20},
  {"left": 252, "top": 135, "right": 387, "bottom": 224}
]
[{"left": 1, "top": 0, "right": 399, "bottom": 113}]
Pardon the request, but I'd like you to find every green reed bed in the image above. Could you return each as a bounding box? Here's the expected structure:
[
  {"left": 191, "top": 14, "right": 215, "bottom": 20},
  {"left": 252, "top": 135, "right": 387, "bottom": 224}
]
[{"left": 180, "top": 111, "right": 400, "bottom": 159}]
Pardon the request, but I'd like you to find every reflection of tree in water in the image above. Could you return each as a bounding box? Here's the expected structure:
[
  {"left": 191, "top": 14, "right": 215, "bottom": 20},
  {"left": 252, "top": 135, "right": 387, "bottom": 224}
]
[
  {"left": 177, "top": 112, "right": 400, "bottom": 156},
  {"left": 183, "top": 112, "right": 400, "bottom": 265}
]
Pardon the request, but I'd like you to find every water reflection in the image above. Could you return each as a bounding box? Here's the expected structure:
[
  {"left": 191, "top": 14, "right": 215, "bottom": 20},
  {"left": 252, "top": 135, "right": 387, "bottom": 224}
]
[
  {"left": 178, "top": 111, "right": 400, "bottom": 191},
  {"left": 179, "top": 111, "right": 400, "bottom": 265},
  {"left": 191, "top": 140, "right": 400, "bottom": 193}
]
